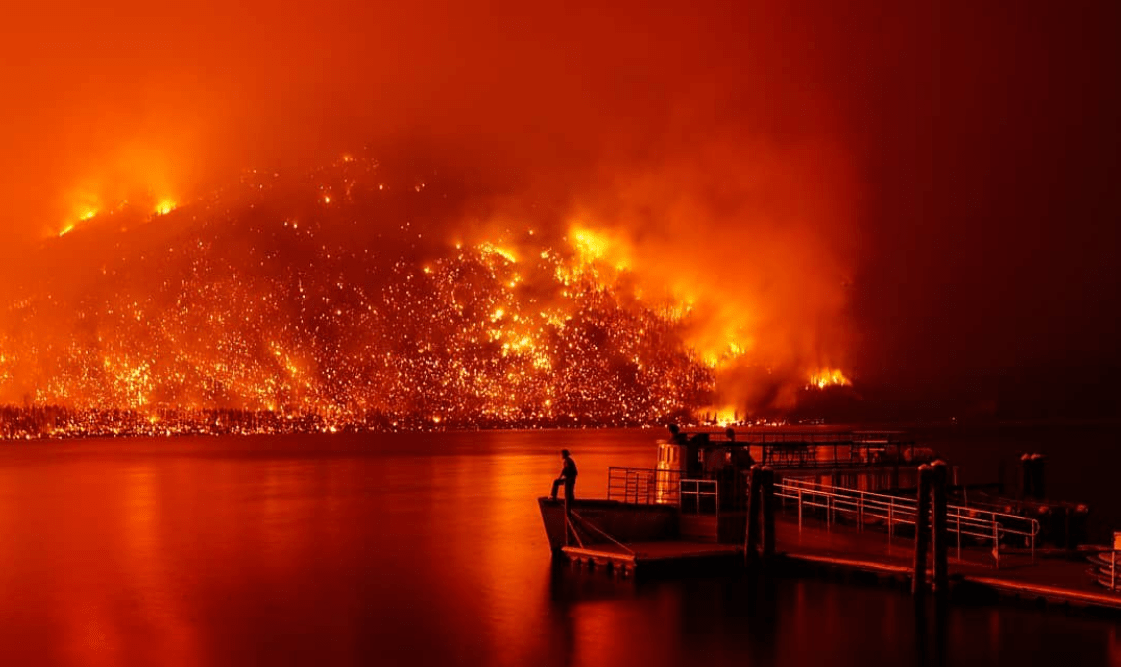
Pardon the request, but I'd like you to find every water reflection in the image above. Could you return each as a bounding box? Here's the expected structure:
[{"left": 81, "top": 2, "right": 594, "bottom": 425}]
[{"left": 0, "top": 430, "right": 1118, "bottom": 666}]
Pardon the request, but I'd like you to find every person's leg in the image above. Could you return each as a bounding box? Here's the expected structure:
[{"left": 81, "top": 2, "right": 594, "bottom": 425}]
[
  {"left": 564, "top": 479, "right": 575, "bottom": 504},
  {"left": 550, "top": 477, "right": 562, "bottom": 500}
]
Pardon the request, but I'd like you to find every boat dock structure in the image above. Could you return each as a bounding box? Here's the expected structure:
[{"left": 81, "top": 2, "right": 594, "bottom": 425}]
[{"left": 538, "top": 428, "right": 1120, "bottom": 614}]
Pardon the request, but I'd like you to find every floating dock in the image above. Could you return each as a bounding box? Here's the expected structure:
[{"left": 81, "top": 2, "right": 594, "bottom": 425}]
[
  {"left": 560, "top": 515, "right": 1121, "bottom": 612},
  {"left": 542, "top": 429, "right": 1119, "bottom": 614},
  {"left": 561, "top": 540, "right": 742, "bottom": 576}
]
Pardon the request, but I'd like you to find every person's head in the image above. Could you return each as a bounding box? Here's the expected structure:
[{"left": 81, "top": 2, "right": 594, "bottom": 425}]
[{"left": 560, "top": 449, "right": 570, "bottom": 459}]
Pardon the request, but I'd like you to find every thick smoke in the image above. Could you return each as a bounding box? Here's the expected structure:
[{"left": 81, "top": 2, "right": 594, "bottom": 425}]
[{"left": 550, "top": 131, "right": 858, "bottom": 414}]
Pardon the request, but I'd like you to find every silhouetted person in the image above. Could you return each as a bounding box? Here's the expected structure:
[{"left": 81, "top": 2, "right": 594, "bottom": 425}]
[
  {"left": 550, "top": 449, "right": 578, "bottom": 504},
  {"left": 667, "top": 423, "right": 689, "bottom": 444}
]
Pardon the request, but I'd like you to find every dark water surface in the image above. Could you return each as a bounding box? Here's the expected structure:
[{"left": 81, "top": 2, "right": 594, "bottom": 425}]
[{"left": 1, "top": 426, "right": 1120, "bottom": 666}]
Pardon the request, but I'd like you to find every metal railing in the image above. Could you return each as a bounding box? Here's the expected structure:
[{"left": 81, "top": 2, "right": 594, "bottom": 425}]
[
  {"left": 608, "top": 467, "right": 682, "bottom": 505},
  {"left": 775, "top": 478, "right": 1040, "bottom": 566},
  {"left": 607, "top": 467, "right": 717, "bottom": 516}
]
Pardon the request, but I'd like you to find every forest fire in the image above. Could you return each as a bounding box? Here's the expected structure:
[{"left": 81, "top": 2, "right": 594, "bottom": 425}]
[{"left": 0, "top": 154, "right": 853, "bottom": 438}]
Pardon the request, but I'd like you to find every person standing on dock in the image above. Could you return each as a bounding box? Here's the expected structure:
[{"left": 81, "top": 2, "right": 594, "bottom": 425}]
[{"left": 550, "top": 449, "right": 578, "bottom": 505}]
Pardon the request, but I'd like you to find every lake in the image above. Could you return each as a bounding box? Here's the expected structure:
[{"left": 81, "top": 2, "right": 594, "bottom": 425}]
[{"left": 1, "top": 426, "right": 1119, "bottom": 665}]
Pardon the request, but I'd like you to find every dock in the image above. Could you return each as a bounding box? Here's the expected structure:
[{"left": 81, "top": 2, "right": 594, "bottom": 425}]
[
  {"left": 561, "top": 540, "right": 742, "bottom": 576},
  {"left": 561, "top": 515, "right": 1121, "bottom": 612},
  {"left": 545, "top": 430, "right": 1119, "bottom": 614},
  {"left": 773, "top": 517, "right": 1121, "bottom": 612},
  {"left": 553, "top": 469, "right": 1121, "bottom": 614}
]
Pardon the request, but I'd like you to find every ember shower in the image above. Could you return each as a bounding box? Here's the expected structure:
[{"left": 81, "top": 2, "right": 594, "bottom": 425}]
[{"left": 0, "top": 152, "right": 853, "bottom": 435}]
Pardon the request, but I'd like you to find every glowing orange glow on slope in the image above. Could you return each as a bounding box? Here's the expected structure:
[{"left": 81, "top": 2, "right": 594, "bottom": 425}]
[{"left": 155, "top": 199, "right": 177, "bottom": 215}]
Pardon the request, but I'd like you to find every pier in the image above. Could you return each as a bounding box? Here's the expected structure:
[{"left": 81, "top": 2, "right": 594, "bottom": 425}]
[{"left": 548, "top": 459, "right": 1121, "bottom": 614}]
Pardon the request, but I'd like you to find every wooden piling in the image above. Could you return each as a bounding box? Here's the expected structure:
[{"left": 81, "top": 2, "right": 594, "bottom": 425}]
[
  {"left": 761, "top": 467, "right": 776, "bottom": 563},
  {"left": 912, "top": 464, "right": 932, "bottom": 597},
  {"left": 1030, "top": 453, "right": 1046, "bottom": 499},
  {"left": 744, "top": 464, "right": 762, "bottom": 565},
  {"left": 931, "top": 460, "right": 949, "bottom": 595}
]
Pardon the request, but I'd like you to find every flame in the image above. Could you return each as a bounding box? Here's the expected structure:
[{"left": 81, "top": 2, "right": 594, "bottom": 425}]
[
  {"left": 476, "top": 242, "right": 517, "bottom": 264},
  {"left": 568, "top": 224, "right": 630, "bottom": 271},
  {"left": 712, "top": 407, "right": 739, "bottom": 426},
  {"left": 808, "top": 368, "right": 850, "bottom": 389},
  {"left": 155, "top": 199, "right": 177, "bottom": 216}
]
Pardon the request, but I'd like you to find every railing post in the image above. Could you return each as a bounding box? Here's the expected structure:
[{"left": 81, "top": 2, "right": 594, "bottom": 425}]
[
  {"left": 956, "top": 513, "right": 961, "bottom": 560},
  {"left": 1031, "top": 523, "right": 1036, "bottom": 564},
  {"left": 992, "top": 522, "right": 1000, "bottom": 570}
]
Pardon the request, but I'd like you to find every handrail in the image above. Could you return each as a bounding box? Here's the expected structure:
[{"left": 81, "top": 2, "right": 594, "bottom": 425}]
[
  {"left": 607, "top": 467, "right": 718, "bottom": 516},
  {"left": 775, "top": 478, "right": 1040, "bottom": 566},
  {"left": 607, "top": 467, "right": 682, "bottom": 505}
]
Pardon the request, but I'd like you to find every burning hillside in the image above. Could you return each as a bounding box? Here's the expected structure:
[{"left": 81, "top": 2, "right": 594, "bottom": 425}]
[{"left": 0, "top": 153, "right": 853, "bottom": 436}]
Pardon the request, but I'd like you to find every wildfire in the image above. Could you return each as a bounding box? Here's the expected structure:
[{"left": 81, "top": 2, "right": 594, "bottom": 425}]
[
  {"left": 3, "top": 153, "right": 852, "bottom": 438},
  {"left": 808, "top": 368, "right": 850, "bottom": 390}
]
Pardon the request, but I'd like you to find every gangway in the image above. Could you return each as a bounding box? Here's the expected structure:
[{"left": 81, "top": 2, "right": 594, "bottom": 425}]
[{"left": 774, "top": 478, "right": 1040, "bottom": 565}]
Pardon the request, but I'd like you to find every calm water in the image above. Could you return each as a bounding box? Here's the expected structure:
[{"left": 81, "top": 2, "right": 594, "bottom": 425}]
[{"left": 1, "top": 426, "right": 1120, "bottom": 666}]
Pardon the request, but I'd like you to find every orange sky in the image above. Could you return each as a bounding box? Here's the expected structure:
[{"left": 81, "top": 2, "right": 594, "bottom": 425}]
[
  {"left": 2, "top": 0, "right": 1119, "bottom": 408},
  {"left": 0, "top": 1, "right": 866, "bottom": 241}
]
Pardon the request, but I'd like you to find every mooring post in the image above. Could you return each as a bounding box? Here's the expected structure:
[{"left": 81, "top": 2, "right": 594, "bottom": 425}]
[
  {"left": 744, "top": 464, "right": 762, "bottom": 565},
  {"left": 912, "top": 464, "right": 932, "bottom": 597},
  {"left": 1031, "top": 453, "right": 1046, "bottom": 499},
  {"left": 931, "top": 460, "right": 949, "bottom": 596},
  {"left": 1019, "top": 453, "right": 1032, "bottom": 499},
  {"left": 761, "top": 467, "right": 776, "bottom": 563}
]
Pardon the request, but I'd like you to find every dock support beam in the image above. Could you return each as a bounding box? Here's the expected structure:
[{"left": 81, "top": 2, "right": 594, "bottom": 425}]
[
  {"left": 931, "top": 460, "right": 949, "bottom": 596},
  {"left": 912, "top": 464, "right": 932, "bottom": 597}
]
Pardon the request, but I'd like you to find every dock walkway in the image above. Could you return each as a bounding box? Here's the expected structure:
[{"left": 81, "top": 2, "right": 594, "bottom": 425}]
[
  {"left": 561, "top": 514, "right": 1121, "bottom": 612},
  {"left": 776, "top": 516, "right": 1121, "bottom": 611}
]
